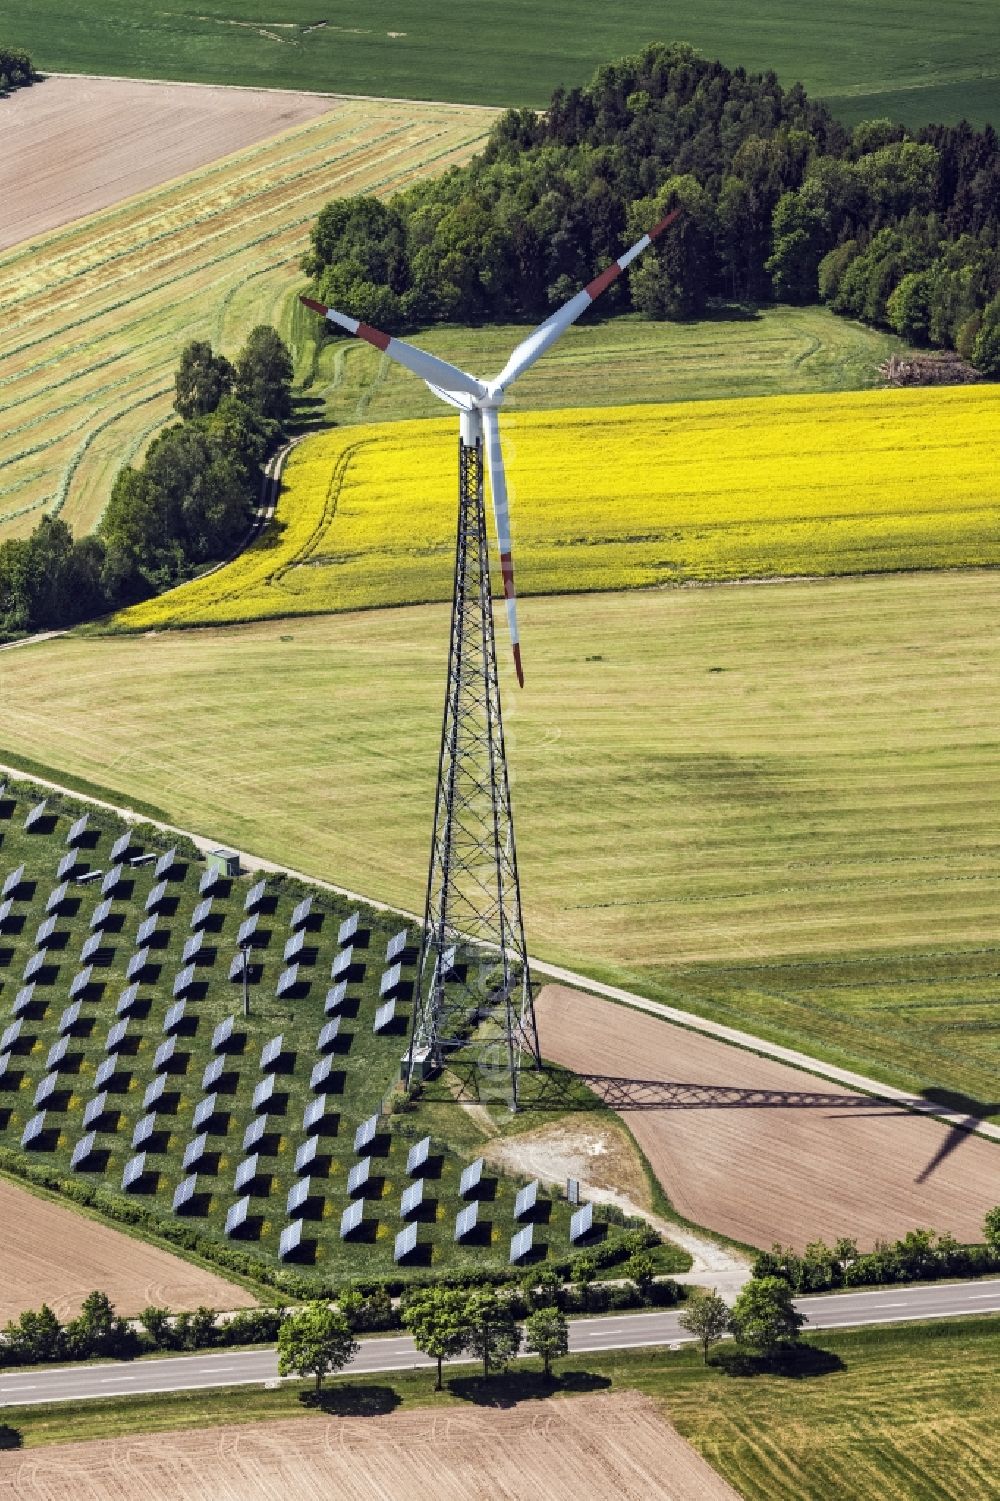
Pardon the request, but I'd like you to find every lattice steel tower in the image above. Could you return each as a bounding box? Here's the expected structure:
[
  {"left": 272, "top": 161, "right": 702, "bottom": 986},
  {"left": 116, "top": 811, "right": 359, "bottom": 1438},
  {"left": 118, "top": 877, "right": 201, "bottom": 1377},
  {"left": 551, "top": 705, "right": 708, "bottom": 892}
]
[{"left": 404, "top": 424, "right": 540, "bottom": 1108}]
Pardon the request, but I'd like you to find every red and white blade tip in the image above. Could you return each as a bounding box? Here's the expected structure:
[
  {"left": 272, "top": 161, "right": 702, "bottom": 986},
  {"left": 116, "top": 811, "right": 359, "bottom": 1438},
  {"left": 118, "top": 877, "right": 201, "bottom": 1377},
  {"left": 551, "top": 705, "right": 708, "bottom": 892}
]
[
  {"left": 513, "top": 643, "right": 524, "bottom": 688},
  {"left": 649, "top": 207, "right": 681, "bottom": 240},
  {"left": 300, "top": 295, "right": 329, "bottom": 316}
]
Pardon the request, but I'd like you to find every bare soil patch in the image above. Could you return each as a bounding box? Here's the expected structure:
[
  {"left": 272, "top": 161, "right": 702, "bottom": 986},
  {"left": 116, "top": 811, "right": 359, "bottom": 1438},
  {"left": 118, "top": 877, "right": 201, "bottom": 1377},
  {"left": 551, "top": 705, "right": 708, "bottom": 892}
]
[
  {"left": 0, "top": 1177, "right": 250, "bottom": 1322},
  {"left": 536, "top": 985, "right": 999, "bottom": 1250},
  {"left": 0, "top": 75, "right": 337, "bottom": 249},
  {"left": 0, "top": 1392, "right": 740, "bottom": 1500}
]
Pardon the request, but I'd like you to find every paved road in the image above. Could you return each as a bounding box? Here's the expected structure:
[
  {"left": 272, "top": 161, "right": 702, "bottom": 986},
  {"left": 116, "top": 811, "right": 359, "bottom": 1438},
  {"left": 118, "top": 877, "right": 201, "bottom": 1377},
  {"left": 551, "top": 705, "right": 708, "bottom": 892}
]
[{"left": 1, "top": 1280, "right": 997, "bottom": 1409}]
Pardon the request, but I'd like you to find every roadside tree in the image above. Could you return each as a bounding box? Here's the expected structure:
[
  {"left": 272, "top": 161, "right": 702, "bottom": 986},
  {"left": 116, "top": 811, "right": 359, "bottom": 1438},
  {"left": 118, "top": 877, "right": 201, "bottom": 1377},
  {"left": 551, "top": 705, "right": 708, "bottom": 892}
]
[
  {"left": 277, "top": 1302, "right": 358, "bottom": 1394},
  {"left": 524, "top": 1306, "right": 569, "bottom": 1379},
  {"left": 463, "top": 1291, "right": 521, "bottom": 1379},
  {"left": 678, "top": 1289, "right": 730, "bottom": 1363},
  {"left": 728, "top": 1277, "right": 805, "bottom": 1355},
  {"left": 401, "top": 1287, "right": 472, "bottom": 1390}
]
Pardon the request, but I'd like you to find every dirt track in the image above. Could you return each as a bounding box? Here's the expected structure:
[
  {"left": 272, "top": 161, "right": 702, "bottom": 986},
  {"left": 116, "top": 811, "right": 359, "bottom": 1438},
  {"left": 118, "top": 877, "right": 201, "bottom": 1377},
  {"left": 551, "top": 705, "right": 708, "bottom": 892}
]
[
  {"left": 0, "top": 1393, "right": 739, "bottom": 1500},
  {"left": 536, "top": 985, "right": 999, "bottom": 1250},
  {"left": 1, "top": 75, "right": 337, "bottom": 249},
  {"left": 0, "top": 1177, "right": 250, "bottom": 1322}
]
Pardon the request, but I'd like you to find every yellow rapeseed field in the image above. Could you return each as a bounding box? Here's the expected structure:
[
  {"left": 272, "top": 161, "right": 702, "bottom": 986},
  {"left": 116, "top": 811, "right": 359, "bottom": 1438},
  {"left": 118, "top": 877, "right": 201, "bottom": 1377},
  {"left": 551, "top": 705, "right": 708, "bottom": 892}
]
[{"left": 112, "top": 384, "right": 1000, "bottom": 630}]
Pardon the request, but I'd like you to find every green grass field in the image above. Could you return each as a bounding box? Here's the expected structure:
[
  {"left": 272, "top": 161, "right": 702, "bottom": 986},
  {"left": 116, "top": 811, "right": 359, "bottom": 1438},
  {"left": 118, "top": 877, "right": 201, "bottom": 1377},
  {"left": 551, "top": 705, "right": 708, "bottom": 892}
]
[
  {"left": 5, "top": 1317, "right": 998, "bottom": 1501},
  {"left": 8, "top": 0, "right": 1000, "bottom": 124},
  {"left": 4, "top": 570, "right": 999, "bottom": 1117}
]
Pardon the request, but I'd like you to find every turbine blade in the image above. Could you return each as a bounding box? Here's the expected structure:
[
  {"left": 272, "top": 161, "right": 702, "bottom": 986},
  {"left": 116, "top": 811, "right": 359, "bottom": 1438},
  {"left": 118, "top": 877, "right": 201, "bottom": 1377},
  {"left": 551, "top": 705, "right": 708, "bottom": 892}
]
[
  {"left": 482, "top": 407, "right": 524, "bottom": 687},
  {"left": 299, "top": 296, "right": 486, "bottom": 398},
  {"left": 425, "top": 381, "right": 473, "bottom": 411},
  {"left": 490, "top": 208, "right": 681, "bottom": 391}
]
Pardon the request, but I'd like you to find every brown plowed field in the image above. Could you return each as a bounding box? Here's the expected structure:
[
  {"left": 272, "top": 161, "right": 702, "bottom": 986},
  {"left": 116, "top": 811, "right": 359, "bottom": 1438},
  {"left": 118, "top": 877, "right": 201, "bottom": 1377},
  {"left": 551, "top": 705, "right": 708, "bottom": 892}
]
[
  {"left": 1, "top": 75, "right": 337, "bottom": 250},
  {"left": 0, "top": 1393, "right": 740, "bottom": 1501},
  {"left": 536, "top": 985, "right": 999, "bottom": 1249},
  {"left": 0, "top": 1177, "right": 250, "bottom": 1322}
]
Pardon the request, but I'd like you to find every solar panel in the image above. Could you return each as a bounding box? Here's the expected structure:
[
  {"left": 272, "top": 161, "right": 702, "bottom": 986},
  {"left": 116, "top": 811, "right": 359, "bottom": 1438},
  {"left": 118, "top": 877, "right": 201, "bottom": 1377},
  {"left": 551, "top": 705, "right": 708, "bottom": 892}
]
[
  {"left": 142, "top": 1073, "right": 167, "bottom": 1111},
  {"left": 211, "top": 1015, "right": 235, "bottom": 1054},
  {"left": 101, "top": 864, "right": 125, "bottom": 897},
  {"left": 0, "top": 898, "right": 11, "bottom": 929},
  {"left": 71, "top": 1131, "right": 98, "bottom": 1170},
  {"left": 11, "top": 985, "right": 34, "bottom": 1017},
  {"left": 0, "top": 1051, "right": 16, "bottom": 1085},
  {"left": 22, "top": 951, "right": 44, "bottom": 983},
  {"left": 302, "top": 1094, "right": 329, "bottom": 1134},
  {"left": 182, "top": 931, "right": 204, "bottom": 965},
  {"left": 90, "top": 898, "right": 112, "bottom": 931},
  {"left": 294, "top": 1134, "right": 319, "bottom": 1174},
  {"left": 33, "top": 1071, "right": 60, "bottom": 1107},
  {"left": 373, "top": 999, "right": 396, "bottom": 1035},
  {"left": 172, "top": 966, "right": 196, "bottom": 999},
  {"left": 331, "top": 947, "right": 353, "bottom": 980},
  {"left": 347, "top": 1157, "right": 371, "bottom": 1196},
  {"left": 394, "top": 1223, "right": 419, "bottom": 1263},
  {"left": 116, "top": 984, "right": 140, "bottom": 1018},
  {"left": 279, "top": 1219, "right": 304, "bottom": 1260},
  {"left": 153, "top": 847, "right": 178, "bottom": 880},
  {"left": 259, "top": 1034, "right": 284, "bottom": 1073},
  {"left": 66, "top": 813, "right": 89, "bottom": 847},
  {"left": 192, "top": 1093, "right": 219, "bottom": 1131},
  {"left": 286, "top": 1176, "right": 311, "bottom": 1216},
  {"left": 45, "top": 881, "right": 69, "bottom": 914},
  {"left": 290, "top": 896, "right": 313, "bottom": 931},
  {"left": 283, "top": 930, "right": 305, "bottom": 963},
  {"left": 191, "top": 897, "right": 213, "bottom": 930},
  {"left": 35, "top": 915, "right": 58, "bottom": 948},
  {"left": 400, "top": 1179, "right": 424, "bottom": 1220},
  {"left": 234, "top": 1154, "right": 260, "bottom": 1193},
  {"left": 244, "top": 879, "right": 266, "bottom": 913},
  {"left": 275, "top": 965, "right": 299, "bottom": 998},
  {"left": 406, "top": 1136, "right": 431, "bottom": 1177},
  {"left": 106, "top": 1019, "right": 129, "bottom": 1053},
  {"left": 201, "top": 1055, "right": 225, "bottom": 1092},
  {"left": 229, "top": 952, "right": 248, "bottom": 982},
  {"left": 68, "top": 965, "right": 93, "bottom": 1000},
  {"left": 173, "top": 1174, "right": 198, "bottom": 1213},
  {"left": 379, "top": 964, "right": 403, "bottom": 998},
  {"left": 122, "top": 1152, "right": 147, "bottom": 1190},
  {"left": 1, "top": 864, "right": 24, "bottom": 899},
  {"left": 109, "top": 832, "right": 132, "bottom": 862},
  {"left": 58, "top": 1000, "right": 82, "bottom": 1036},
  {"left": 164, "top": 1001, "right": 187, "bottom": 1037},
  {"left": 309, "top": 1056, "right": 335, "bottom": 1093},
  {"left": 251, "top": 1075, "right": 275, "bottom": 1113},
  {"left": 514, "top": 1180, "right": 539, "bottom": 1222},
  {"left": 126, "top": 947, "right": 150, "bottom": 981},
  {"left": 224, "top": 1196, "right": 250, "bottom": 1237},
  {"left": 153, "top": 1036, "right": 177, "bottom": 1073},
  {"left": 198, "top": 864, "right": 222, "bottom": 896},
  {"left": 570, "top": 1203, "right": 594, "bottom": 1244},
  {"left": 93, "top": 1057, "right": 118, "bottom": 1090},
  {"left": 510, "top": 1226, "right": 534, "bottom": 1264},
  {"left": 459, "top": 1157, "right": 484, "bottom": 1199},
  {"left": 317, "top": 1018, "right": 340, "bottom": 1053},
  {"left": 145, "top": 880, "right": 168, "bottom": 913},
  {"left": 183, "top": 1133, "right": 209, "bottom": 1170},
  {"left": 385, "top": 927, "right": 409, "bottom": 963},
  {"left": 46, "top": 1036, "right": 70, "bottom": 1072},
  {"left": 0, "top": 1019, "right": 21, "bottom": 1053},
  {"left": 24, "top": 798, "right": 48, "bottom": 830},
  {"left": 132, "top": 1112, "right": 156, "bottom": 1148},
  {"left": 80, "top": 932, "right": 102, "bottom": 964},
  {"left": 236, "top": 915, "right": 258, "bottom": 947},
  {"left": 455, "top": 1203, "right": 479, "bottom": 1242},
  {"left": 56, "top": 852, "right": 78, "bottom": 882},
  {"left": 242, "top": 1114, "right": 268, "bottom": 1153},
  {"left": 82, "top": 1091, "right": 109, "bottom": 1128},
  {"left": 136, "top": 915, "right": 158, "bottom": 946},
  {"left": 354, "top": 1113, "right": 378, "bottom": 1153},
  {"left": 21, "top": 1111, "right": 47, "bottom": 1148},
  {"left": 324, "top": 982, "right": 347, "bottom": 1016},
  {"left": 339, "top": 1200, "right": 363, "bottom": 1238}
]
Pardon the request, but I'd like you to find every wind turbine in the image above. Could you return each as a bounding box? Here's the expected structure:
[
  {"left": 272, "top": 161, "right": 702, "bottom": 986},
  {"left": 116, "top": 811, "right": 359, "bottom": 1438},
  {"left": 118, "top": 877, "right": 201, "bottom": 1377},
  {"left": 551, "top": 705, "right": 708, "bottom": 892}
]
[{"left": 301, "top": 208, "right": 680, "bottom": 1107}]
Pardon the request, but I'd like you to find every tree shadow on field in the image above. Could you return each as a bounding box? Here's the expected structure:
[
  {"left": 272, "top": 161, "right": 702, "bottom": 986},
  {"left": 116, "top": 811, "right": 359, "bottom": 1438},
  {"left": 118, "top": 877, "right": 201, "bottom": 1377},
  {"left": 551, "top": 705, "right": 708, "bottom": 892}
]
[
  {"left": 299, "top": 1383, "right": 401, "bottom": 1416},
  {"left": 447, "top": 1370, "right": 611, "bottom": 1408},
  {"left": 710, "top": 1344, "right": 845, "bottom": 1380},
  {"left": 0, "top": 1425, "right": 22, "bottom": 1450}
]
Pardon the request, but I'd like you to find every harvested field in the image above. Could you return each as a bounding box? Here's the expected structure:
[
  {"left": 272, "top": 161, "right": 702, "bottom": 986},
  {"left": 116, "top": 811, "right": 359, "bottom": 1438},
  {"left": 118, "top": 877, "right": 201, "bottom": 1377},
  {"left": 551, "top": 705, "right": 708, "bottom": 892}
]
[
  {"left": 536, "top": 985, "right": 1000, "bottom": 1250},
  {"left": 0, "top": 76, "right": 337, "bottom": 251},
  {"left": 0, "top": 1392, "right": 740, "bottom": 1500},
  {"left": 0, "top": 1176, "right": 250, "bottom": 1323}
]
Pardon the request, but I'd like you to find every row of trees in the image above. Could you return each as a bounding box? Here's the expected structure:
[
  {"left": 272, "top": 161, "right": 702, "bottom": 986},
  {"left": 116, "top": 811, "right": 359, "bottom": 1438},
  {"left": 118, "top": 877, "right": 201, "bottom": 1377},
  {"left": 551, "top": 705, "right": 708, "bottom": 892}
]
[
  {"left": 0, "top": 327, "right": 293, "bottom": 638},
  {"left": 0, "top": 45, "right": 34, "bottom": 93},
  {"left": 302, "top": 42, "right": 1000, "bottom": 372},
  {"left": 753, "top": 1210, "right": 1000, "bottom": 1292}
]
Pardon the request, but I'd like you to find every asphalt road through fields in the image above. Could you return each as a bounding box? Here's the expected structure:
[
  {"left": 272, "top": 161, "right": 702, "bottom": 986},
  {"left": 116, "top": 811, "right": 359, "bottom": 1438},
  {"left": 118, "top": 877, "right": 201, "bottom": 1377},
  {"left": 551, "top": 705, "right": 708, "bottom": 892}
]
[{"left": 1, "top": 1280, "right": 997, "bottom": 1408}]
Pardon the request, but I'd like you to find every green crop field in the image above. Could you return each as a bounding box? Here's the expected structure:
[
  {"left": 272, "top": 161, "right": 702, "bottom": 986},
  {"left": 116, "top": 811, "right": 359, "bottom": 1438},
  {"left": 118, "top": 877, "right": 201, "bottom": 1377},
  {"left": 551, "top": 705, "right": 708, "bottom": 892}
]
[
  {"left": 0, "top": 97, "right": 493, "bottom": 546},
  {"left": 4, "top": 569, "right": 999, "bottom": 1117},
  {"left": 6, "top": 0, "right": 1000, "bottom": 125},
  {"left": 6, "top": 1317, "right": 999, "bottom": 1501},
  {"left": 0, "top": 779, "right": 638, "bottom": 1282}
]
